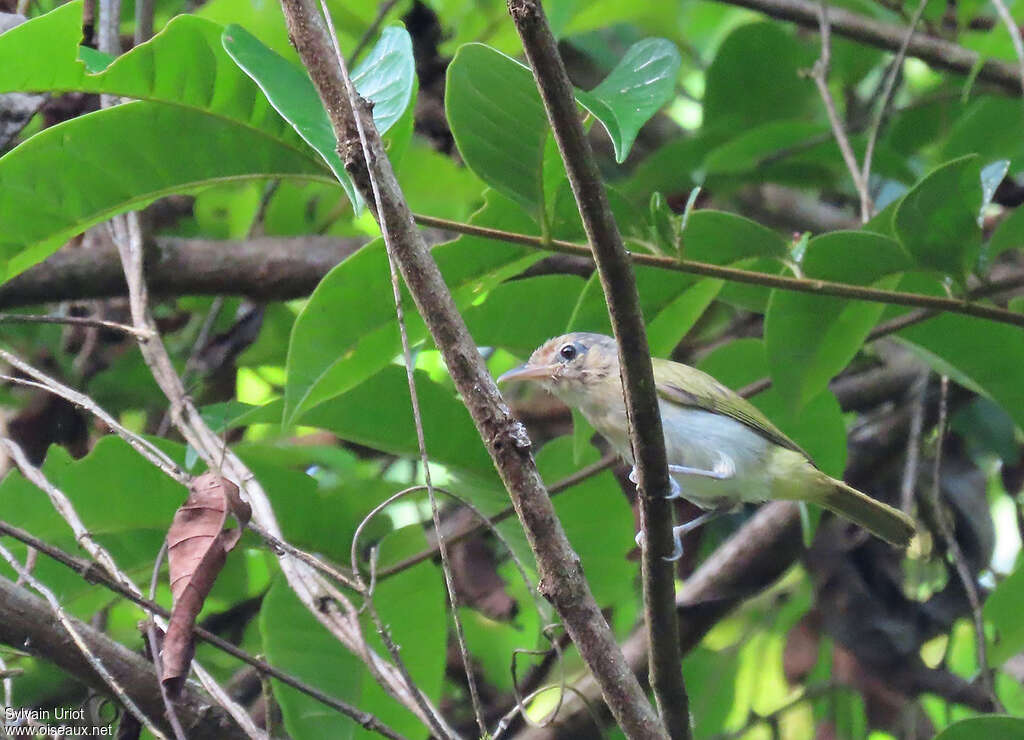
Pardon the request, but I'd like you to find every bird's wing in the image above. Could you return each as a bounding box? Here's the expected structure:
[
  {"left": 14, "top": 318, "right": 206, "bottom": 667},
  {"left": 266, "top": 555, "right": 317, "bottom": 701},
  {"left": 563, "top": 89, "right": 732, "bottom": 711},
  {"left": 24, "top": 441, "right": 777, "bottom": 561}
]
[{"left": 652, "top": 358, "right": 814, "bottom": 463}]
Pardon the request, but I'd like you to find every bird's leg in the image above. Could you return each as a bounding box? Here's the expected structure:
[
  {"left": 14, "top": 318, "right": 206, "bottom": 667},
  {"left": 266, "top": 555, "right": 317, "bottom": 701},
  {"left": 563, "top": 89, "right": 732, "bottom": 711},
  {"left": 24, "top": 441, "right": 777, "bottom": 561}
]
[
  {"left": 668, "top": 451, "right": 736, "bottom": 481},
  {"left": 629, "top": 451, "right": 735, "bottom": 500},
  {"left": 629, "top": 466, "right": 682, "bottom": 498},
  {"left": 634, "top": 507, "right": 735, "bottom": 560}
]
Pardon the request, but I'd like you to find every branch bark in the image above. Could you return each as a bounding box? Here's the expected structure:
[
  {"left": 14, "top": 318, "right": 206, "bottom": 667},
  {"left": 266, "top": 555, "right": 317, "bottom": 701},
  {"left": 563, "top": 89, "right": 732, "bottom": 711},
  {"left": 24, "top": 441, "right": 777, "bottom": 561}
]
[
  {"left": 715, "top": 0, "right": 1023, "bottom": 94},
  {"left": 0, "top": 235, "right": 364, "bottom": 309},
  {"left": 0, "top": 574, "right": 247, "bottom": 740},
  {"left": 275, "top": 0, "right": 667, "bottom": 736},
  {"left": 508, "top": 1, "right": 688, "bottom": 737}
]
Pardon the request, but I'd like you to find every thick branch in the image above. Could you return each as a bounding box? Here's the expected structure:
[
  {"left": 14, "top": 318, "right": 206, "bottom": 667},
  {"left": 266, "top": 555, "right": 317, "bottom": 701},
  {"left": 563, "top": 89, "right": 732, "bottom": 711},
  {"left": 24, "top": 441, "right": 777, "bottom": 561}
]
[
  {"left": 508, "top": 1, "right": 687, "bottom": 737},
  {"left": 0, "top": 235, "right": 364, "bottom": 309},
  {"left": 276, "top": 0, "right": 665, "bottom": 737},
  {"left": 0, "top": 574, "right": 246, "bottom": 740},
  {"left": 716, "top": 0, "right": 1023, "bottom": 94}
]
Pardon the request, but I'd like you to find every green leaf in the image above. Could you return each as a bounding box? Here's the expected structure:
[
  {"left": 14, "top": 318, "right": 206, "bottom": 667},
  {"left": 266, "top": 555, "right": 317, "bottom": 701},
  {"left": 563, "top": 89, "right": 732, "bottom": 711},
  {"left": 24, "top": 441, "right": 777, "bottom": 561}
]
[
  {"left": 260, "top": 578, "right": 365, "bottom": 740},
  {"left": 0, "top": 102, "right": 330, "bottom": 281},
  {"left": 765, "top": 231, "right": 911, "bottom": 411},
  {"left": 943, "top": 96, "right": 1024, "bottom": 171},
  {"left": 463, "top": 274, "right": 587, "bottom": 357},
  {"left": 898, "top": 309, "right": 1024, "bottom": 431},
  {"left": 537, "top": 439, "right": 636, "bottom": 606},
  {"left": 985, "top": 562, "right": 1024, "bottom": 664},
  {"left": 646, "top": 278, "right": 722, "bottom": 357},
  {"left": 283, "top": 191, "right": 541, "bottom": 424},
  {"left": 893, "top": 155, "right": 982, "bottom": 283},
  {"left": 223, "top": 24, "right": 415, "bottom": 210},
  {"left": 261, "top": 557, "right": 445, "bottom": 739},
  {"left": 703, "top": 120, "right": 826, "bottom": 175},
  {"left": 703, "top": 22, "right": 816, "bottom": 131},
  {"left": 933, "top": 716, "right": 1024, "bottom": 740},
  {"left": 303, "top": 366, "right": 495, "bottom": 479},
  {"left": 0, "top": 3, "right": 295, "bottom": 143},
  {"left": 446, "top": 44, "right": 549, "bottom": 218},
  {"left": 575, "top": 38, "right": 681, "bottom": 163},
  {"left": 682, "top": 210, "right": 789, "bottom": 263},
  {"left": 984, "top": 203, "right": 1024, "bottom": 271}
]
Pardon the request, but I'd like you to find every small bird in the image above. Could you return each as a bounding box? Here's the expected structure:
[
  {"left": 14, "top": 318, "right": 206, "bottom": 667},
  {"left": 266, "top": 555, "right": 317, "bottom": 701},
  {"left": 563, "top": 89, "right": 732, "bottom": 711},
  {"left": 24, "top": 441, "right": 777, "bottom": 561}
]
[{"left": 498, "top": 332, "right": 915, "bottom": 560}]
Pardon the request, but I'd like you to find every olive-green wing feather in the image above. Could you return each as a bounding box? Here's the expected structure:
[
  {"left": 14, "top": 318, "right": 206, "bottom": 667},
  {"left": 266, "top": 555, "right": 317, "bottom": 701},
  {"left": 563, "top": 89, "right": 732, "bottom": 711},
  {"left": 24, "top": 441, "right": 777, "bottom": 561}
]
[{"left": 652, "top": 358, "right": 813, "bottom": 462}]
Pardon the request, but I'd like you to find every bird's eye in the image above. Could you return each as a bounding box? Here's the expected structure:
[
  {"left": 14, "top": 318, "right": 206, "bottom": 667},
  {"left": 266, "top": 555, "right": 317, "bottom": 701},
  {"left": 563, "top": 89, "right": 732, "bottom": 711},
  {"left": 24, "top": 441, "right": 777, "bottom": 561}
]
[{"left": 559, "top": 343, "right": 578, "bottom": 361}]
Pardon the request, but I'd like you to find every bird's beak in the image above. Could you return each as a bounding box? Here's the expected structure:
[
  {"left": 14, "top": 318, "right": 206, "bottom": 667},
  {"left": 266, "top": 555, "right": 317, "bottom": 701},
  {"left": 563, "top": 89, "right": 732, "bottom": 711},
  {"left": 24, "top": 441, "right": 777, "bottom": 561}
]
[{"left": 497, "top": 363, "right": 552, "bottom": 384}]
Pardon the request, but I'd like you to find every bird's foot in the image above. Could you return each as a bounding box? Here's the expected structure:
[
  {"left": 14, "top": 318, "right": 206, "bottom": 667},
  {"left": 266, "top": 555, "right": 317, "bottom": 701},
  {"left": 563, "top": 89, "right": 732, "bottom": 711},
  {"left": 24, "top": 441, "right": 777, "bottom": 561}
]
[
  {"left": 636, "top": 508, "right": 736, "bottom": 561},
  {"left": 628, "top": 466, "right": 683, "bottom": 499},
  {"left": 667, "top": 452, "right": 736, "bottom": 481}
]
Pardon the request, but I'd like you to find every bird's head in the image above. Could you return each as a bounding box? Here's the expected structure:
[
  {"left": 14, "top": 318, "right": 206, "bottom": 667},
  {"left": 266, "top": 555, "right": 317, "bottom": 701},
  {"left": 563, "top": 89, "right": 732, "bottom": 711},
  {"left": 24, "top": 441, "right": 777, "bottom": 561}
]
[{"left": 497, "top": 333, "right": 619, "bottom": 407}]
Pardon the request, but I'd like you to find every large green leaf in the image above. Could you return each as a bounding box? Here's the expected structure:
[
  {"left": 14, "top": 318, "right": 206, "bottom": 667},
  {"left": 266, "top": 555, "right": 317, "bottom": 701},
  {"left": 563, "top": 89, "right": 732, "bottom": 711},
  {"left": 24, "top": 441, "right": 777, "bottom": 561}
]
[
  {"left": 223, "top": 24, "right": 415, "bottom": 210},
  {"left": 445, "top": 44, "right": 550, "bottom": 219},
  {"left": 898, "top": 311, "right": 1024, "bottom": 432},
  {"left": 702, "top": 120, "right": 827, "bottom": 175},
  {"left": 575, "top": 38, "right": 681, "bottom": 163},
  {"left": 702, "top": 22, "right": 816, "bottom": 131},
  {"left": 932, "top": 716, "right": 1024, "bottom": 740},
  {"left": 463, "top": 274, "right": 587, "bottom": 357},
  {"left": 894, "top": 155, "right": 982, "bottom": 283},
  {"left": 261, "top": 520, "right": 445, "bottom": 740},
  {"left": 682, "top": 210, "right": 788, "bottom": 264},
  {"left": 0, "top": 2, "right": 295, "bottom": 143},
  {"left": 283, "top": 191, "right": 541, "bottom": 424},
  {"left": 765, "top": 231, "right": 911, "bottom": 411},
  {"left": 0, "top": 102, "right": 330, "bottom": 281},
  {"left": 303, "top": 366, "right": 494, "bottom": 479},
  {"left": 984, "top": 560, "right": 1024, "bottom": 665}
]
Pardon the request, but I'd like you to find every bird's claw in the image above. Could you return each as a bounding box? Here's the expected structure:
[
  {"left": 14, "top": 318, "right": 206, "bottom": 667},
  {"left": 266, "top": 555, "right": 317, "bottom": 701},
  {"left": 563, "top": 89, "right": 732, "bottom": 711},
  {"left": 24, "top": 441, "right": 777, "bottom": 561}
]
[
  {"left": 666, "top": 527, "right": 684, "bottom": 561},
  {"left": 629, "top": 466, "right": 683, "bottom": 500},
  {"left": 633, "top": 527, "right": 686, "bottom": 561}
]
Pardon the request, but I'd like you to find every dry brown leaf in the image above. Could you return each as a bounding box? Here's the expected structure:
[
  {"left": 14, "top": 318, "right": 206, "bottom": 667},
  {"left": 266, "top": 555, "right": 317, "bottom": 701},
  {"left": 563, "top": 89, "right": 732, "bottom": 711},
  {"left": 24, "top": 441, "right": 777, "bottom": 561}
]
[{"left": 162, "top": 472, "right": 251, "bottom": 695}]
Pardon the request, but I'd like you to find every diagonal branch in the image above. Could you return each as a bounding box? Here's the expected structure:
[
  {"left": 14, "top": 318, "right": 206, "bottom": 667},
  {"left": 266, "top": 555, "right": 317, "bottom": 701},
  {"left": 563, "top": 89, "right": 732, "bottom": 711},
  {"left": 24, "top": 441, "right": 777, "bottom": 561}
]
[
  {"left": 411, "top": 215, "right": 1024, "bottom": 327},
  {"left": 0, "top": 572, "right": 246, "bottom": 740},
  {"left": 274, "top": 0, "right": 667, "bottom": 736},
  {"left": 809, "top": 1, "right": 871, "bottom": 222},
  {"left": 507, "top": 1, "right": 687, "bottom": 736},
  {"left": 714, "top": 0, "right": 1023, "bottom": 94}
]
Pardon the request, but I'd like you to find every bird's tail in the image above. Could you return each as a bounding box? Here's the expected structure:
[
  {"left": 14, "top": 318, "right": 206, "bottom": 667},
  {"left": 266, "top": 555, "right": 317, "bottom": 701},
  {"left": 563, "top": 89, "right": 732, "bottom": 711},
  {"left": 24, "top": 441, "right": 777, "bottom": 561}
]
[{"left": 809, "top": 475, "right": 916, "bottom": 546}]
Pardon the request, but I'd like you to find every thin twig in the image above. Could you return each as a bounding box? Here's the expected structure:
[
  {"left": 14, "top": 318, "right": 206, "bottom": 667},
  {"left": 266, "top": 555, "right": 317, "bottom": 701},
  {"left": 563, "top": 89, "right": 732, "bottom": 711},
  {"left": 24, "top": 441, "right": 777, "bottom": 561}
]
[
  {"left": 147, "top": 543, "right": 188, "bottom": 740},
  {"left": 247, "top": 522, "right": 361, "bottom": 589},
  {"left": 0, "top": 312, "right": 152, "bottom": 338},
  {"left": 0, "top": 519, "right": 409, "bottom": 740},
  {"left": 861, "top": 0, "right": 929, "bottom": 198},
  {"left": 810, "top": 1, "right": 871, "bottom": 222},
  {"left": 0, "top": 348, "right": 189, "bottom": 485},
  {"left": 508, "top": 1, "right": 685, "bottom": 736},
  {"left": 411, "top": 214, "right": 1024, "bottom": 328},
  {"left": 0, "top": 438, "right": 262, "bottom": 739},
  {"left": 317, "top": 5, "right": 464, "bottom": 735},
  {"left": 924, "top": 376, "right": 1001, "bottom": 709},
  {"left": 0, "top": 542, "right": 168, "bottom": 738},
  {"left": 347, "top": 0, "right": 401, "bottom": 65},
  {"left": 899, "top": 372, "right": 928, "bottom": 513},
  {"left": 990, "top": 0, "right": 1024, "bottom": 94},
  {"left": 134, "top": 0, "right": 154, "bottom": 44}
]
